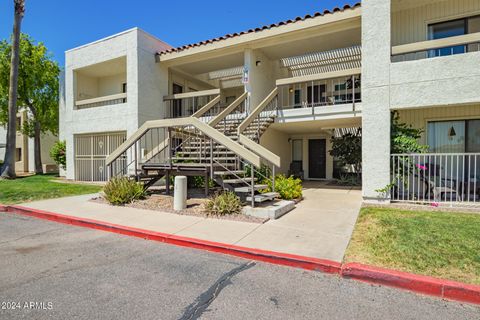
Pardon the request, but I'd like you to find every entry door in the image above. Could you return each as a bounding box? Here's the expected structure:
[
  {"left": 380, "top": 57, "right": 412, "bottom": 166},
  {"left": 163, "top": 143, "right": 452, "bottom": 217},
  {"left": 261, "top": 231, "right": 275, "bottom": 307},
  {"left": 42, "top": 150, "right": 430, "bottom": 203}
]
[
  {"left": 308, "top": 139, "right": 326, "bottom": 179},
  {"left": 172, "top": 84, "right": 183, "bottom": 117}
]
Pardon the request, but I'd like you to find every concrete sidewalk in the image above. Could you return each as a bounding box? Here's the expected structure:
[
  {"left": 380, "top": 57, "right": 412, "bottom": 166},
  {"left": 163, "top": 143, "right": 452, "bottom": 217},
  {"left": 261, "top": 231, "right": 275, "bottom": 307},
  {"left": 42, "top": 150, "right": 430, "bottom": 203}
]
[{"left": 19, "top": 183, "right": 362, "bottom": 262}]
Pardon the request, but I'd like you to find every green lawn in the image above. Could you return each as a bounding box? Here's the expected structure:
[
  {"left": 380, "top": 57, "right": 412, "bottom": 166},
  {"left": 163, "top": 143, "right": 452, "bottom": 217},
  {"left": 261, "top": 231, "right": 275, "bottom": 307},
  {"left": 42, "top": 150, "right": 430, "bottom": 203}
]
[
  {"left": 0, "top": 174, "right": 102, "bottom": 205},
  {"left": 345, "top": 207, "right": 480, "bottom": 285}
]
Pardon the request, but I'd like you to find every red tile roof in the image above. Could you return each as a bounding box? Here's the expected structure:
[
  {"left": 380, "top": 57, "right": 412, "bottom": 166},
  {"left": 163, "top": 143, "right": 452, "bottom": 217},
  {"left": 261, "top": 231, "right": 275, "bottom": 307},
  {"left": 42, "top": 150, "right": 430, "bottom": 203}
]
[{"left": 158, "top": 2, "right": 361, "bottom": 56}]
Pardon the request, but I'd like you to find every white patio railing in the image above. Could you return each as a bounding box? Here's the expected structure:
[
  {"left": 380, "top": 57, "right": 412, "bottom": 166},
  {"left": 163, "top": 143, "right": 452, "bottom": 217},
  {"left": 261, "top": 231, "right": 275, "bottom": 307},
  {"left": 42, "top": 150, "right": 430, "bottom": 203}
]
[
  {"left": 390, "top": 153, "right": 480, "bottom": 205},
  {"left": 276, "top": 73, "right": 361, "bottom": 111}
]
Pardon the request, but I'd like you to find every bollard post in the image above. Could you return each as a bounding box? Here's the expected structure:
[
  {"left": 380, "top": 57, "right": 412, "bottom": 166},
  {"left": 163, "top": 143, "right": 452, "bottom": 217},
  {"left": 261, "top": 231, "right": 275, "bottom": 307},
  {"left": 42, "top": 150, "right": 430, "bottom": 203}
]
[{"left": 173, "top": 176, "right": 187, "bottom": 211}]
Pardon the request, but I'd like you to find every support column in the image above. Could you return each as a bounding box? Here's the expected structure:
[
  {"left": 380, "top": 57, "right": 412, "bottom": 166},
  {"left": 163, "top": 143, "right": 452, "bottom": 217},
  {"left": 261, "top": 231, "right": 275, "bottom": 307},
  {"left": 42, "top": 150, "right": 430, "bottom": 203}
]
[
  {"left": 244, "top": 49, "right": 275, "bottom": 113},
  {"left": 361, "top": 0, "right": 392, "bottom": 202}
]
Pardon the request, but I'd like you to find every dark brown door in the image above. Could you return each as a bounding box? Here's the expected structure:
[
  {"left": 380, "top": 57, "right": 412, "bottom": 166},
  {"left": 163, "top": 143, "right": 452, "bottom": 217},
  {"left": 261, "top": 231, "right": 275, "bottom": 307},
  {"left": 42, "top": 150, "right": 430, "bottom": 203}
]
[{"left": 308, "top": 139, "right": 326, "bottom": 179}]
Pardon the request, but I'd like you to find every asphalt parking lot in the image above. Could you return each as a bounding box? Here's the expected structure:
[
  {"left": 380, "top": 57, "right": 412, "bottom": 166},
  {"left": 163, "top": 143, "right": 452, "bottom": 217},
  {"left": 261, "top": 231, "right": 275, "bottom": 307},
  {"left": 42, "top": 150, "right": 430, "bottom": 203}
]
[{"left": 0, "top": 212, "right": 479, "bottom": 320}]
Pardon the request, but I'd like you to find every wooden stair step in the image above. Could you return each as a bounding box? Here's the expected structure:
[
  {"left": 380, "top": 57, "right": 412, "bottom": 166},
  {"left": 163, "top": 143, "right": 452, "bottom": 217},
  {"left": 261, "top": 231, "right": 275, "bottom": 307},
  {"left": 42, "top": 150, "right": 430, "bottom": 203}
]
[{"left": 214, "top": 170, "right": 246, "bottom": 176}]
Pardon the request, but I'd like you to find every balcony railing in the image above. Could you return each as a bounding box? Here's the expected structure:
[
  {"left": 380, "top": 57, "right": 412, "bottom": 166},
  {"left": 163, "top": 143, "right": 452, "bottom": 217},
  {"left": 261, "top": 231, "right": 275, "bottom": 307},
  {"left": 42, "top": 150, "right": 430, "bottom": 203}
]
[
  {"left": 276, "top": 71, "right": 361, "bottom": 111},
  {"left": 390, "top": 153, "right": 480, "bottom": 205},
  {"left": 163, "top": 89, "right": 222, "bottom": 119},
  {"left": 391, "top": 32, "right": 480, "bottom": 62},
  {"left": 75, "top": 93, "right": 127, "bottom": 109}
]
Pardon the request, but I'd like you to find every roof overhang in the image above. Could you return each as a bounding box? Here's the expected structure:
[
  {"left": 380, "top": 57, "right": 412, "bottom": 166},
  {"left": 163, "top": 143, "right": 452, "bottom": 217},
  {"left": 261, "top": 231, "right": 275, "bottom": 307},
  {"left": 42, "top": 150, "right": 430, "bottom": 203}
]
[{"left": 156, "top": 5, "right": 361, "bottom": 66}]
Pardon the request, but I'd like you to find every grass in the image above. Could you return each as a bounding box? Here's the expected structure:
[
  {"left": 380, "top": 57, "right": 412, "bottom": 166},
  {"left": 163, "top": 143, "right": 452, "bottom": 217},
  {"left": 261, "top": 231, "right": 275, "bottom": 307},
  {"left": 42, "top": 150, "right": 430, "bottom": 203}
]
[
  {"left": 0, "top": 174, "right": 102, "bottom": 205},
  {"left": 344, "top": 207, "right": 480, "bottom": 285}
]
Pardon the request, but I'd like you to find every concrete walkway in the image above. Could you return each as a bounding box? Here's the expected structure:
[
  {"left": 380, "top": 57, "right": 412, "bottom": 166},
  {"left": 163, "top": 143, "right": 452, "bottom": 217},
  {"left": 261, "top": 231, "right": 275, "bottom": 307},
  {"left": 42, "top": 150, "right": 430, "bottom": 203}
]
[{"left": 19, "top": 182, "right": 362, "bottom": 262}]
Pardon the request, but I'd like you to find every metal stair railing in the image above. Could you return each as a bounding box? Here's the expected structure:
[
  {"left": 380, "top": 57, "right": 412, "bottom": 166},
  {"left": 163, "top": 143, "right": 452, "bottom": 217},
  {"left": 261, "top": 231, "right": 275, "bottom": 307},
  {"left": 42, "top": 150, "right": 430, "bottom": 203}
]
[{"left": 106, "top": 117, "right": 261, "bottom": 181}]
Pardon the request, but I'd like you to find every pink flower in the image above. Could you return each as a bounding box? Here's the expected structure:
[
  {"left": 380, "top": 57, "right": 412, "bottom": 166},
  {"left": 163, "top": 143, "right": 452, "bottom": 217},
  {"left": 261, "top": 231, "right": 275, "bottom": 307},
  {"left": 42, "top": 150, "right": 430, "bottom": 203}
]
[
  {"left": 431, "top": 202, "right": 439, "bottom": 207},
  {"left": 416, "top": 164, "right": 427, "bottom": 170}
]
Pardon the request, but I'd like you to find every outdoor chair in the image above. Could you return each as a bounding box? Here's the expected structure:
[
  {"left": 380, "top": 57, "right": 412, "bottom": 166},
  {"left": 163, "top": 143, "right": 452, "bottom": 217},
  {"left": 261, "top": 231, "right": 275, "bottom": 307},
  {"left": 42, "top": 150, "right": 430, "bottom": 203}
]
[{"left": 288, "top": 161, "right": 304, "bottom": 180}]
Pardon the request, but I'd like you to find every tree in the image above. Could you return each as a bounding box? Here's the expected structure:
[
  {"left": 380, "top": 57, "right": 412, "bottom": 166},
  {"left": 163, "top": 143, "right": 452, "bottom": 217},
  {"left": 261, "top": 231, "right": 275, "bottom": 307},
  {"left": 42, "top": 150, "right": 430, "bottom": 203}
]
[
  {"left": 391, "top": 111, "right": 428, "bottom": 154},
  {"left": 0, "top": 34, "right": 59, "bottom": 174},
  {"left": 329, "top": 129, "right": 362, "bottom": 179},
  {"left": 0, "top": 0, "right": 25, "bottom": 179}
]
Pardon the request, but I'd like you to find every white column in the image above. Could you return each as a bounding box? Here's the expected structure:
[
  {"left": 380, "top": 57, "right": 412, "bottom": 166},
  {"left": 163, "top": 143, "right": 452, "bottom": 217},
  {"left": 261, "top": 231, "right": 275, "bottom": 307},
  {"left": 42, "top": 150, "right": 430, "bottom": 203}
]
[
  {"left": 361, "top": 0, "right": 392, "bottom": 202},
  {"left": 244, "top": 49, "right": 275, "bottom": 112}
]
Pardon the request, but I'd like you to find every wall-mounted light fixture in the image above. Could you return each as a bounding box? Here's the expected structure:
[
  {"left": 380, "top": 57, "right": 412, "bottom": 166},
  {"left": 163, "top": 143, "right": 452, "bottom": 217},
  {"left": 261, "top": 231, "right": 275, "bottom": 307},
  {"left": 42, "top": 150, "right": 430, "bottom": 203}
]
[
  {"left": 255, "top": 60, "right": 262, "bottom": 66},
  {"left": 289, "top": 88, "right": 294, "bottom": 93}
]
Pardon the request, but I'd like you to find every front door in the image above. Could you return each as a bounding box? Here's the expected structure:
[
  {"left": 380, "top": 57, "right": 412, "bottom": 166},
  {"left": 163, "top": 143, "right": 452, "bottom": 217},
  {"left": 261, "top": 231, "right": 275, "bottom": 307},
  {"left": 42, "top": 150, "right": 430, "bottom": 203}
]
[{"left": 308, "top": 139, "right": 326, "bottom": 179}]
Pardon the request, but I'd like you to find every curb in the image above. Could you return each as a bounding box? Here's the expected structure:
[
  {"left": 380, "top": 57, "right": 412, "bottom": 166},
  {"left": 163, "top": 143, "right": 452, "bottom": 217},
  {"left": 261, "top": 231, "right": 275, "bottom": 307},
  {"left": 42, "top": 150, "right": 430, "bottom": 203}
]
[
  {"left": 341, "top": 263, "right": 480, "bottom": 305},
  {"left": 2, "top": 205, "right": 480, "bottom": 305},
  {"left": 3, "top": 205, "right": 341, "bottom": 275}
]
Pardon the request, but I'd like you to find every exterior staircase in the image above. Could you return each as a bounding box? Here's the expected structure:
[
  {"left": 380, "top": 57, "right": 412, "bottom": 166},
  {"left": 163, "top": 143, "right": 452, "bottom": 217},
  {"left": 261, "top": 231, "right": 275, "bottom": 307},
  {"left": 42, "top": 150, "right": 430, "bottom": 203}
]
[{"left": 106, "top": 88, "right": 280, "bottom": 206}]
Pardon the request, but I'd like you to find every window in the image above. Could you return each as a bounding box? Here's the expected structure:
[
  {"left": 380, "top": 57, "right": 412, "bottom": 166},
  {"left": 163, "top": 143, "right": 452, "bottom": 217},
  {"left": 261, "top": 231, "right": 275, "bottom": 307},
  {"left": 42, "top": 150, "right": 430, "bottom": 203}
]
[
  {"left": 307, "top": 85, "right": 326, "bottom": 107},
  {"left": 428, "top": 16, "right": 480, "bottom": 57},
  {"left": 428, "top": 119, "right": 480, "bottom": 153},
  {"left": 293, "top": 90, "right": 301, "bottom": 108},
  {"left": 292, "top": 139, "right": 303, "bottom": 162}
]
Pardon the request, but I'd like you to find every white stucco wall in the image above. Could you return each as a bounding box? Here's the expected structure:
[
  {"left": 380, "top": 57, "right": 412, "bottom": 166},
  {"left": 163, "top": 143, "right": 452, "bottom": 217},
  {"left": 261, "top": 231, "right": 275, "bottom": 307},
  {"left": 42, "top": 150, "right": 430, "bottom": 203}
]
[
  {"left": 390, "top": 52, "right": 480, "bottom": 109},
  {"left": 62, "top": 28, "right": 171, "bottom": 180},
  {"left": 361, "top": 0, "right": 392, "bottom": 202},
  {"left": 244, "top": 49, "right": 276, "bottom": 112}
]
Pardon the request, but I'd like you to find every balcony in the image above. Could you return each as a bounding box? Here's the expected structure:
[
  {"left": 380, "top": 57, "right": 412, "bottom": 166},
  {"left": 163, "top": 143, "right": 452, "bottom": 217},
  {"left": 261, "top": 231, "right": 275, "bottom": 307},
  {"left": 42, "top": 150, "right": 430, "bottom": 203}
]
[
  {"left": 392, "top": 32, "right": 480, "bottom": 62},
  {"left": 74, "top": 56, "right": 127, "bottom": 109},
  {"left": 75, "top": 92, "right": 127, "bottom": 109}
]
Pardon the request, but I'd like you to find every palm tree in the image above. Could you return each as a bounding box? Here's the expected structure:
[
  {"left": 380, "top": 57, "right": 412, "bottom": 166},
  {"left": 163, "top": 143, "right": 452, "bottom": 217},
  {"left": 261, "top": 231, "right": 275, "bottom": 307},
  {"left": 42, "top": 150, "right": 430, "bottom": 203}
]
[{"left": 1, "top": 0, "right": 25, "bottom": 179}]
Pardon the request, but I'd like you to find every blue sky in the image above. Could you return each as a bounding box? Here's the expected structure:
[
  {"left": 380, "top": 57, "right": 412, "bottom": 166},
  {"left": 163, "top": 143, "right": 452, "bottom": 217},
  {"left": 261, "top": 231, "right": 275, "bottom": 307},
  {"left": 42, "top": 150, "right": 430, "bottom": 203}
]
[{"left": 0, "top": 0, "right": 357, "bottom": 66}]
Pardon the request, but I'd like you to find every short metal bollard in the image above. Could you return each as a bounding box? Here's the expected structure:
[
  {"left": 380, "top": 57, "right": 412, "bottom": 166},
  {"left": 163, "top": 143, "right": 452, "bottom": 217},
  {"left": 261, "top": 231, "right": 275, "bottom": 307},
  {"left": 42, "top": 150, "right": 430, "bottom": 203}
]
[{"left": 173, "top": 176, "right": 187, "bottom": 211}]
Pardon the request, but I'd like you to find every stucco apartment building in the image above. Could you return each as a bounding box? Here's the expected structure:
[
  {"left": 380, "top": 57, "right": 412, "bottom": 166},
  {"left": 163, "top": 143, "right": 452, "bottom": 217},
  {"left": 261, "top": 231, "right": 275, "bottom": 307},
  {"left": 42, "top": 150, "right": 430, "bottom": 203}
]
[
  {"left": 60, "top": 0, "right": 480, "bottom": 205},
  {"left": 0, "top": 111, "right": 57, "bottom": 174}
]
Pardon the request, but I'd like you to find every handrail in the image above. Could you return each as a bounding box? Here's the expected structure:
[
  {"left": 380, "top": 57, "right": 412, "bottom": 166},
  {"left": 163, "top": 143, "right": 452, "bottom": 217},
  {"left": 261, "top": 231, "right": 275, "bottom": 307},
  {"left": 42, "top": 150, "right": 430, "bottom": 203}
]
[
  {"left": 238, "top": 134, "right": 281, "bottom": 168},
  {"left": 163, "top": 88, "right": 220, "bottom": 101},
  {"left": 105, "top": 117, "right": 261, "bottom": 167},
  {"left": 237, "top": 88, "right": 278, "bottom": 134},
  {"left": 191, "top": 95, "right": 221, "bottom": 118},
  {"left": 391, "top": 32, "right": 480, "bottom": 56},
  {"left": 75, "top": 92, "right": 127, "bottom": 107},
  {"left": 209, "top": 92, "right": 248, "bottom": 127},
  {"left": 143, "top": 95, "right": 221, "bottom": 162}
]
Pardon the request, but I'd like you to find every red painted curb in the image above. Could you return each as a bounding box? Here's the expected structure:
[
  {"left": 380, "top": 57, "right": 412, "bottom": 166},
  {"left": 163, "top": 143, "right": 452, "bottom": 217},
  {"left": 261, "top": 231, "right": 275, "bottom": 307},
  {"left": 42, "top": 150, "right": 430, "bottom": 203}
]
[
  {"left": 341, "top": 263, "right": 480, "bottom": 305},
  {"left": 3, "top": 205, "right": 480, "bottom": 305},
  {"left": 4, "top": 205, "right": 341, "bottom": 274}
]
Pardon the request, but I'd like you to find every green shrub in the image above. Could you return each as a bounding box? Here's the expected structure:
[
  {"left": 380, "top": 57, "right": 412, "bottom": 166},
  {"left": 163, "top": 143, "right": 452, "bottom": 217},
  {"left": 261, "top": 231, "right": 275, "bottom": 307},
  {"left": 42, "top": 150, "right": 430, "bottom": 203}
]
[
  {"left": 50, "top": 140, "right": 66, "bottom": 170},
  {"left": 103, "top": 177, "right": 146, "bottom": 205},
  {"left": 204, "top": 192, "right": 242, "bottom": 216},
  {"left": 270, "top": 174, "right": 303, "bottom": 200}
]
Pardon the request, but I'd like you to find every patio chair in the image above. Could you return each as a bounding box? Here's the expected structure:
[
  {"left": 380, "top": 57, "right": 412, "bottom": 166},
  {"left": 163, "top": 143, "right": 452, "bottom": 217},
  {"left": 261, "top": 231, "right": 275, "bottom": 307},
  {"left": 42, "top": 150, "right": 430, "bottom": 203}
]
[{"left": 288, "top": 161, "right": 304, "bottom": 180}]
